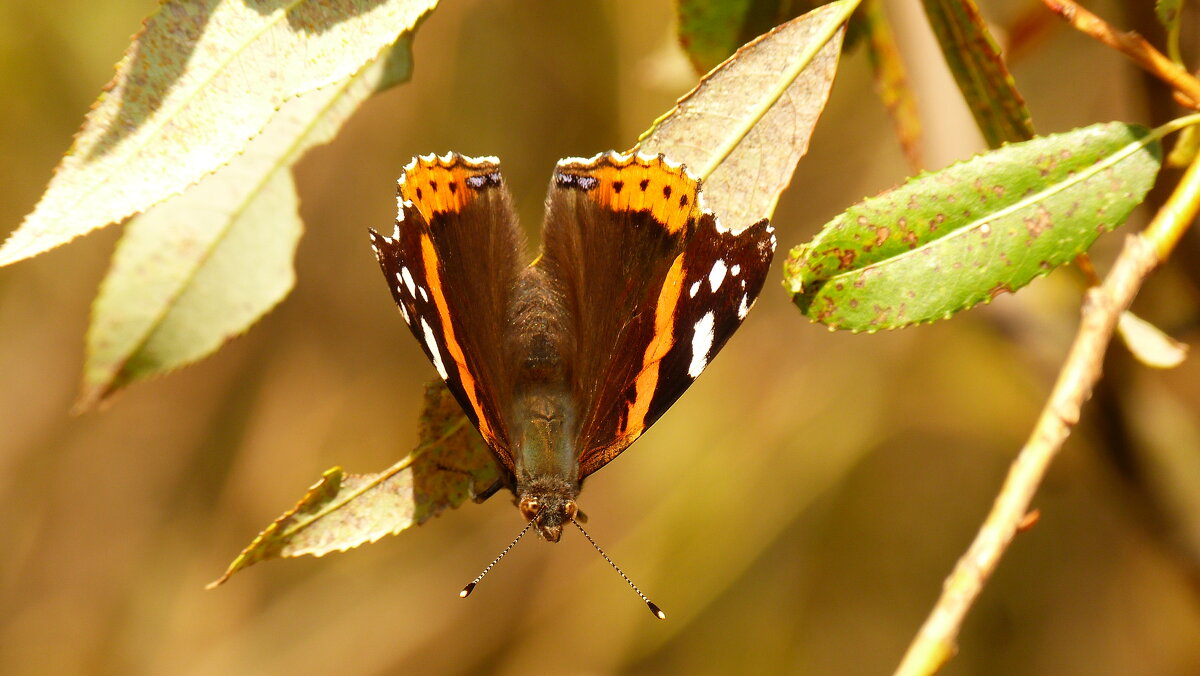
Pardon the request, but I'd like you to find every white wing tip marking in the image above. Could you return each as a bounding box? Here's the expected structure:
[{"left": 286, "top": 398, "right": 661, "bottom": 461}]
[
  {"left": 737, "top": 294, "right": 750, "bottom": 319},
  {"left": 688, "top": 280, "right": 701, "bottom": 298}
]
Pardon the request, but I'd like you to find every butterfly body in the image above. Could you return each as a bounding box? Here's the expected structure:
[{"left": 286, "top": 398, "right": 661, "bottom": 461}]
[{"left": 371, "top": 152, "right": 775, "bottom": 542}]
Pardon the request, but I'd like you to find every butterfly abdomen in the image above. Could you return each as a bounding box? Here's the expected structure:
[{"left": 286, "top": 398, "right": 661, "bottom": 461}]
[{"left": 507, "top": 266, "right": 581, "bottom": 496}]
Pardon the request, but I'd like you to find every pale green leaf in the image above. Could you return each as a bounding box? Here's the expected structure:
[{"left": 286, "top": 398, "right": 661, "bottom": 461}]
[
  {"left": 209, "top": 381, "right": 498, "bottom": 587},
  {"left": 79, "top": 40, "right": 415, "bottom": 407},
  {"left": 637, "top": 0, "right": 850, "bottom": 229},
  {"left": 0, "top": 0, "right": 436, "bottom": 267},
  {"left": 785, "top": 122, "right": 1163, "bottom": 330}
]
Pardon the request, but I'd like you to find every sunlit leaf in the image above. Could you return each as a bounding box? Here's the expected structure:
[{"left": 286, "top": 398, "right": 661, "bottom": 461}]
[
  {"left": 641, "top": 0, "right": 851, "bottom": 229},
  {"left": 785, "top": 122, "right": 1163, "bottom": 330},
  {"left": 0, "top": 0, "right": 437, "bottom": 267},
  {"left": 861, "top": 0, "right": 922, "bottom": 169},
  {"left": 78, "top": 41, "right": 416, "bottom": 409},
  {"left": 677, "top": 0, "right": 847, "bottom": 73},
  {"left": 209, "top": 381, "right": 498, "bottom": 588},
  {"left": 921, "top": 0, "right": 1034, "bottom": 147}
]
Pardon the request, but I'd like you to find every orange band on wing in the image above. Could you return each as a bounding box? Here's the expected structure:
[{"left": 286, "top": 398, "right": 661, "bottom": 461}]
[
  {"left": 558, "top": 155, "right": 700, "bottom": 235},
  {"left": 420, "top": 233, "right": 494, "bottom": 443},
  {"left": 621, "top": 253, "right": 686, "bottom": 439},
  {"left": 401, "top": 157, "right": 497, "bottom": 219}
]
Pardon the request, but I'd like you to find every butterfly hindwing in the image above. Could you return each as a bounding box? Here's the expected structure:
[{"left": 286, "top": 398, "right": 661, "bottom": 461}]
[
  {"left": 369, "top": 153, "right": 524, "bottom": 471},
  {"left": 539, "top": 152, "right": 776, "bottom": 477}
]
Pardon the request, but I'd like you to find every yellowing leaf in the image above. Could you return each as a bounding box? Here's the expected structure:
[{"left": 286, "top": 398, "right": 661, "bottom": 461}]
[
  {"left": 209, "top": 381, "right": 498, "bottom": 588},
  {"left": 79, "top": 41, "right": 416, "bottom": 408},
  {"left": 861, "top": 0, "right": 922, "bottom": 170},
  {"left": 1118, "top": 311, "right": 1189, "bottom": 369},
  {"left": 638, "top": 0, "right": 851, "bottom": 229},
  {"left": 0, "top": 0, "right": 436, "bottom": 267}
]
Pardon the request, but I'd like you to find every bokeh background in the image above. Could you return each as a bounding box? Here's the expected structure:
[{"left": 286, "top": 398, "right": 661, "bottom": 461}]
[{"left": 3, "top": 1, "right": 1200, "bottom": 674}]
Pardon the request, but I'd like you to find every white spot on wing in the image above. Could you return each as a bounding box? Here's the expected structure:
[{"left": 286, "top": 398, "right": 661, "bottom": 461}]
[
  {"left": 731, "top": 264, "right": 741, "bottom": 276},
  {"left": 709, "top": 259, "right": 727, "bottom": 292},
  {"left": 689, "top": 280, "right": 701, "bottom": 298},
  {"left": 419, "top": 286, "right": 429, "bottom": 302},
  {"left": 738, "top": 293, "right": 750, "bottom": 319},
  {"left": 399, "top": 303, "right": 411, "bottom": 324},
  {"left": 420, "top": 318, "right": 448, "bottom": 380},
  {"left": 688, "top": 311, "right": 716, "bottom": 378},
  {"left": 401, "top": 267, "right": 417, "bottom": 296}
]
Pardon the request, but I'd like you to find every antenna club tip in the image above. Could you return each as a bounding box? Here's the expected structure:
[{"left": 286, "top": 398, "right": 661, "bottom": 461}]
[
  {"left": 647, "top": 601, "right": 666, "bottom": 620},
  {"left": 459, "top": 582, "right": 476, "bottom": 598}
]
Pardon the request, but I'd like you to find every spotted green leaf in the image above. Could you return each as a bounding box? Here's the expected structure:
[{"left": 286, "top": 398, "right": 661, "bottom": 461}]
[
  {"left": 0, "top": 0, "right": 437, "bottom": 267},
  {"left": 78, "top": 41, "right": 416, "bottom": 409},
  {"left": 784, "top": 122, "right": 1163, "bottom": 331},
  {"left": 209, "top": 381, "right": 498, "bottom": 588}
]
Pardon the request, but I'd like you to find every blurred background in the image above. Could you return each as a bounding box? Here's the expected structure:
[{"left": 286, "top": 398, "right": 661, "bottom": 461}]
[{"left": 3, "top": 0, "right": 1200, "bottom": 673}]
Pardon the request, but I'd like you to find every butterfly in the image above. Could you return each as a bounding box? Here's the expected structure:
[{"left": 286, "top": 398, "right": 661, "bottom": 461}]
[{"left": 369, "top": 150, "right": 774, "bottom": 583}]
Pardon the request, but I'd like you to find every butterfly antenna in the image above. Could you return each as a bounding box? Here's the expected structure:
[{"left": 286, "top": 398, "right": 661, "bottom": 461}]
[
  {"left": 571, "top": 519, "right": 666, "bottom": 620},
  {"left": 459, "top": 520, "right": 533, "bottom": 599}
]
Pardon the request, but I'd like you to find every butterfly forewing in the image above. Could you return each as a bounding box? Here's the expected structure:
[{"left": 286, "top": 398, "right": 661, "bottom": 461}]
[
  {"left": 369, "top": 153, "right": 524, "bottom": 470},
  {"left": 539, "top": 152, "right": 776, "bottom": 478}
]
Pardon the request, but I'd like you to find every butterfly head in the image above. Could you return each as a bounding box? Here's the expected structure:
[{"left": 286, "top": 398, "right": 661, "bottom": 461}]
[{"left": 518, "top": 477, "right": 579, "bottom": 543}]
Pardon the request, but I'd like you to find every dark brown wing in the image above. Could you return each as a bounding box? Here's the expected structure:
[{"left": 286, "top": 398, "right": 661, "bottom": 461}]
[
  {"left": 538, "top": 152, "right": 775, "bottom": 478},
  {"left": 369, "top": 153, "right": 525, "bottom": 471}
]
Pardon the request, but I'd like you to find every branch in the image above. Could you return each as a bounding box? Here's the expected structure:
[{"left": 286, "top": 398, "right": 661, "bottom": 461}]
[
  {"left": 1041, "top": 0, "right": 1200, "bottom": 109},
  {"left": 894, "top": 144, "right": 1200, "bottom": 676}
]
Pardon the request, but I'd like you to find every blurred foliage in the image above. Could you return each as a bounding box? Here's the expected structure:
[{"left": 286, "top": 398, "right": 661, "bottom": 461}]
[{"left": 2, "top": 1, "right": 1200, "bottom": 676}]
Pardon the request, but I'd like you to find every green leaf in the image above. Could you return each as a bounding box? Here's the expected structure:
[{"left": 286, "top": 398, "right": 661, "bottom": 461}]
[
  {"left": 0, "top": 0, "right": 437, "bottom": 268},
  {"left": 208, "top": 381, "right": 499, "bottom": 588},
  {"left": 78, "top": 40, "right": 416, "bottom": 408},
  {"left": 921, "top": 0, "right": 1034, "bottom": 147},
  {"left": 784, "top": 122, "right": 1163, "bottom": 331},
  {"left": 641, "top": 0, "right": 851, "bottom": 229}
]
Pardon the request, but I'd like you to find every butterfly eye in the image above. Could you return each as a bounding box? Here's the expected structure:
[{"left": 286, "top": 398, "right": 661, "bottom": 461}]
[{"left": 518, "top": 496, "right": 541, "bottom": 521}]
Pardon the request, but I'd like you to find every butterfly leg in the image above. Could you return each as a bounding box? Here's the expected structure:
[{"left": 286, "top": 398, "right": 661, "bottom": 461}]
[{"left": 472, "top": 477, "right": 505, "bottom": 503}]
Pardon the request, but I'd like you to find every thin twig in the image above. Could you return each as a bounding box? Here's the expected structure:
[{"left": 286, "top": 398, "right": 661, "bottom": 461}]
[
  {"left": 894, "top": 144, "right": 1200, "bottom": 676},
  {"left": 1041, "top": 0, "right": 1200, "bottom": 109}
]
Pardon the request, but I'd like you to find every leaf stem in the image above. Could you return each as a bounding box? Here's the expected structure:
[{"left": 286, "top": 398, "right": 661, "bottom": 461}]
[
  {"left": 1041, "top": 0, "right": 1200, "bottom": 109},
  {"left": 894, "top": 132, "right": 1200, "bottom": 676}
]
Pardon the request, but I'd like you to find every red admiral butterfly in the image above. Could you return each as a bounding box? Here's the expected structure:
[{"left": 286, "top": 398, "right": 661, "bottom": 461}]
[{"left": 369, "top": 151, "right": 775, "bottom": 617}]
